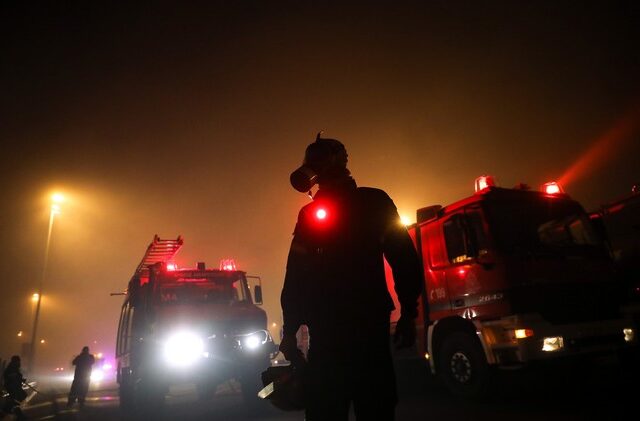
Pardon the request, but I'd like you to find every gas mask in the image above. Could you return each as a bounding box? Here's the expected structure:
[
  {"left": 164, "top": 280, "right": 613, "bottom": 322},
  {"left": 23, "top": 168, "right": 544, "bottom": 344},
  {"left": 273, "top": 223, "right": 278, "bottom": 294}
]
[{"left": 290, "top": 133, "right": 348, "bottom": 193}]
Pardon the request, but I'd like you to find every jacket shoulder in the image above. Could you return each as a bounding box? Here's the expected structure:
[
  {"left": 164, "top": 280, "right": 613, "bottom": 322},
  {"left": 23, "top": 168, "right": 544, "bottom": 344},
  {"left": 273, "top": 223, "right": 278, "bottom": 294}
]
[{"left": 356, "top": 187, "right": 394, "bottom": 204}]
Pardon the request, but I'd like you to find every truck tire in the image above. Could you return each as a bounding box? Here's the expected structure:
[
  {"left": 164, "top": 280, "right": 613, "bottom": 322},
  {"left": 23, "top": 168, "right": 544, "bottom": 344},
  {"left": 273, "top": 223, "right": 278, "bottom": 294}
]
[
  {"left": 118, "top": 383, "right": 134, "bottom": 412},
  {"left": 118, "top": 370, "right": 134, "bottom": 412},
  {"left": 135, "top": 380, "right": 166, "bottom": 416},
  {"left": 437, "top": 332, "right": 491, "bottom": 398}
]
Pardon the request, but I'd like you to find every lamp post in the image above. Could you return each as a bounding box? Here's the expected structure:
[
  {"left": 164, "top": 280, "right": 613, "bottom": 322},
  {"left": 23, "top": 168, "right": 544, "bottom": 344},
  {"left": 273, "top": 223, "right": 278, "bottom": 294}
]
[{"left": 28, "top": 193, "right": 63, "bottom": 373}]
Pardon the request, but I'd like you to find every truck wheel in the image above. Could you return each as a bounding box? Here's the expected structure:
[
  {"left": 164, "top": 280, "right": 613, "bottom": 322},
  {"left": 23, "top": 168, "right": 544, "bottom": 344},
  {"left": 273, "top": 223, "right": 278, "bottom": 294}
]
[
  {"left": 118, "top": 370, "right": 135, "bottom": 412},
  {"left": 437, "top": 332, "right": 491, "bottom": 398},
  {"left": 135, "top": 381, "right": 166, "bottom": 416},
  {"left": 119, "top": 382, "right": 134, "bottom": 412}
]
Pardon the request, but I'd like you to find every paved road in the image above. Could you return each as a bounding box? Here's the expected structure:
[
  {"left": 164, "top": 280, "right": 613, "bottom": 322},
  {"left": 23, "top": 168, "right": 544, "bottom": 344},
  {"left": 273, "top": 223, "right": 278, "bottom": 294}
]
[{"left": 19, "top": 357, "right": 637, "bottom": 420}]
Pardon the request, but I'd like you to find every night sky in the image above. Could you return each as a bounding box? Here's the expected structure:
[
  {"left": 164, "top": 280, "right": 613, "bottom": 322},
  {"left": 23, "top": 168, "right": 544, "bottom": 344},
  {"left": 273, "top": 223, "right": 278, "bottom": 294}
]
[{"left": 1, "top": 1, "right": 639, "bottom": 371}]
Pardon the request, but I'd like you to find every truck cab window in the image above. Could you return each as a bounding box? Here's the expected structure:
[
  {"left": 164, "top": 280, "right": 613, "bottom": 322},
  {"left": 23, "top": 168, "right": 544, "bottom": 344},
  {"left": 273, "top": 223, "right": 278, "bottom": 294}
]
[
  {"left": 465, "top": 207, "right": 489, "bottom": 257},
  {"left": 538, "top": 214, "right": 600, "bottom": 248},
  {"left": 444, "top": 215, "right": 468, "bottom": 264},
  {"left": 116, "top": 303, "right": 128, "bottom": 356},
  {"left": 157, "top": 277, "right": 248, "bottom": 305},
  {"left": 125, "top": 305, "right": 135, "bottom": 353}
]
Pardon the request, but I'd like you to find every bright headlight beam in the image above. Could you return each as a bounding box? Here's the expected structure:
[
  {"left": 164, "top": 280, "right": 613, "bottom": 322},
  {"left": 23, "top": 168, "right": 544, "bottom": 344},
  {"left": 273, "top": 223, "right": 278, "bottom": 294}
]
[
  {"left": 237, "top": 330, "right": 270, "bottom": 351},
  {"left": 164, "top": 332, "right": 204, "bottom": 367},
  {"left": 90, "top": 370, "right": 104, "bottom": 382},
  {"left": 244, "top": 335, "right": 262, "bottom": 350}
]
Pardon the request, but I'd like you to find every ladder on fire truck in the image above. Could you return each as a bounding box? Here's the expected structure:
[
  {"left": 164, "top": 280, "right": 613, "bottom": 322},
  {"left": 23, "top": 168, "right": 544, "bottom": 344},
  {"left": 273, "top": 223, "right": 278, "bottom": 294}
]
[{"left": 132, "top": 235, "right": 183, "bottom": 280}]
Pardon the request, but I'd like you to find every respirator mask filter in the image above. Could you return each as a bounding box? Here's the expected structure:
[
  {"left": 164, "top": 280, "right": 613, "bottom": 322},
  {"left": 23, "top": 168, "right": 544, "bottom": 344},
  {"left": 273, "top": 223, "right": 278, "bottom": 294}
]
[{"left": 290, "top": 135, "right": 348, "bottom": 193}]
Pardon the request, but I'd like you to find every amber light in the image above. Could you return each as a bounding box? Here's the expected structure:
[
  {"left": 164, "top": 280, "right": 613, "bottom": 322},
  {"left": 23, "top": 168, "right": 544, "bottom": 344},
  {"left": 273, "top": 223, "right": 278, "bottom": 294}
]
[{"left": 515, "top": 329, "right": 534, "bottom": 339}]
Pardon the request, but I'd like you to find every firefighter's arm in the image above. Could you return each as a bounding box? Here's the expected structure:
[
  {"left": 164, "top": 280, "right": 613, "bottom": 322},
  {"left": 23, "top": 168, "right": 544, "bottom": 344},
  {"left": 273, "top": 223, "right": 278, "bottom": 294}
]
[
  {"left": 380, "top": 194, "right": 424, "bottom": 348},
  {"left": 381, "top": 197, "right": 423, "bottom": 319},
  {"left": 281, "top": 236, "right": 307, "bottom": 337},
  {"left": 280, "top": 219, "right": 309, "bottom": 361}
]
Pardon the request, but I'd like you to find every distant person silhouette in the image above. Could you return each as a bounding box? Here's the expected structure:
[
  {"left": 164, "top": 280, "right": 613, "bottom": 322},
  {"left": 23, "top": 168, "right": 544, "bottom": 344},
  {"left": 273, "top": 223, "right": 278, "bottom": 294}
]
[
  {"left": 67, "top": 346, "right": 95, "bottom": 408},
  {"left": 280, "top": 134, "right": 424, "bottom": 420},
  {"left": 2, "top": 355, "right": 27, "bottom": 420}
]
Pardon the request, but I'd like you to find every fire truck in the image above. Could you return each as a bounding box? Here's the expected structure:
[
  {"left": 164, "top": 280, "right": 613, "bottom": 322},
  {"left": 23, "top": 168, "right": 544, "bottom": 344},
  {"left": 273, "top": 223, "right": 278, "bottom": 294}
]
[
  {"left": 115, "top": 236, "right": 276, "bottom": 410},
  {"left": 590, "top": 186, "right": 640, "bottom": 304},
  {"left": 387, "top": 177, "right": 638, "bottom": 397}
]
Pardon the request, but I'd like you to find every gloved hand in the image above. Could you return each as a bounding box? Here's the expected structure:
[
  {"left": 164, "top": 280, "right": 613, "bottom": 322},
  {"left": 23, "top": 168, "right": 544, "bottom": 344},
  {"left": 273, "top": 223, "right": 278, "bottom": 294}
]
[
  {"left": 393, "top": 316, "right": 416, "bottom": 349},
  {"left": 279, "top": 334, "right": 305, "bottom": 365}
]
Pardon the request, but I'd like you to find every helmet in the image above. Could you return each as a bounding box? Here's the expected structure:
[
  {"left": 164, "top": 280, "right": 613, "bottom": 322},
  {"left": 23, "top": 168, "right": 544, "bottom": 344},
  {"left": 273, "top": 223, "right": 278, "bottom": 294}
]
[
  {"left": 259, "top": 364, "right": 306, "bottom": 411},
  {"left": 290, "top": 132, "right": 348, "bottom": 192}
]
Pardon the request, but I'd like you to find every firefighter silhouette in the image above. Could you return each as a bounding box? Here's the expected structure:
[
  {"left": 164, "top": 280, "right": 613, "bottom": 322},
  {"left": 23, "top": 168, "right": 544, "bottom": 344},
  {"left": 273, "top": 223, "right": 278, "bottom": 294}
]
[
  {"left": 281, "top": 134, "right": 423, "bottom": 420},
  {"left": 67, "top": 346, "right": 95, "bottom": 408},
  {"left": 2, "top": 355, "right": 27, "bottom": 420}
]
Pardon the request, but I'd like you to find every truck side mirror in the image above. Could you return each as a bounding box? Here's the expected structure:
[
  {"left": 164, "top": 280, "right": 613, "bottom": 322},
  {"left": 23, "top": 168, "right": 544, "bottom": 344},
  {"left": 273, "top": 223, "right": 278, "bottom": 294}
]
[{"left": 253, "top": 285, "right": 263, "bottom": 305}]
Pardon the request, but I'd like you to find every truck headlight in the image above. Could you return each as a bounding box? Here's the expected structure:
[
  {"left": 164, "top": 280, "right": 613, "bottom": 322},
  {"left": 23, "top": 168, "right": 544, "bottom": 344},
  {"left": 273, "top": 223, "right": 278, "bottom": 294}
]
[
  {"left": 90, "top": 370, "right": 104, "bottom": 382},
  {"left": 164, "top": 331, "right": 204, "bottom": 366},
  {"left": 237, "top": 330, "right": 270, "bottom": 351},
  {"left": 542, "top": 336, "right": 564, "bottom": 352},
  {"left": 624, "top": 328, "right": 635, "bottom": 343}
]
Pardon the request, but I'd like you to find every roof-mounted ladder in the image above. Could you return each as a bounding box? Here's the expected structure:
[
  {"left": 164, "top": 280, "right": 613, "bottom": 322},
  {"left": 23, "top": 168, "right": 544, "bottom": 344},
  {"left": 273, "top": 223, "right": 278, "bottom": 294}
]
[{"left": 132, "top": 235, "right": 183, "bottom": 280}]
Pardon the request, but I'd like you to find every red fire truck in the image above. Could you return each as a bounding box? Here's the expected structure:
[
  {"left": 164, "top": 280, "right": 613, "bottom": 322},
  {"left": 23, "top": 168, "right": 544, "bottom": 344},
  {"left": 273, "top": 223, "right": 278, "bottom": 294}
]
[
  {"left": 115, "top": 236, "right": 275, "bottom": 410},
  {"left": 590, "top": 186, "right": 640, "bottom": 303},
  {"left": 387, "top": 177, "right": 638, "bottom": 397}
]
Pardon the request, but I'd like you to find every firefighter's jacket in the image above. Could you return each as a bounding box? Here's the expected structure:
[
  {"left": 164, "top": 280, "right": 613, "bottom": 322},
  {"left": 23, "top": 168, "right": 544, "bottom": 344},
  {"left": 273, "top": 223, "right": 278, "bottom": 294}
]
[
  {"left": 2, "top": 363, "right": 26, "bottom": 401},
  {"left": 72, "top": 352, "right": 95, "bottom": 381},
  {"left": 281, "top": 182, "right": 423, "bottom": 342}
]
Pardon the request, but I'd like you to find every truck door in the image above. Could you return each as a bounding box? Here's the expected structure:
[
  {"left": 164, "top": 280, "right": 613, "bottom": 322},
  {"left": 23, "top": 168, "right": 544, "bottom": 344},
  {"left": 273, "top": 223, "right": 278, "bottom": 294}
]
[
  {"left": 421, "top": 221, "right": 451, "bottom": 320},
  {"left": 442, "top": 205, "right": 504, "bottom": 320},
  {"left": 116, "top": 301, "right": 134, "bottom": 370}
]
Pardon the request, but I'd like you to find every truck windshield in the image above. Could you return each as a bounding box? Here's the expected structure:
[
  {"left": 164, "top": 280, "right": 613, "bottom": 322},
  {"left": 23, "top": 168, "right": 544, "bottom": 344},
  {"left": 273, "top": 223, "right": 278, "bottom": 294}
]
[
  {"left": 157, "top": 277, "right": 248, "bottom": 305},
  {"left": 484, "top": 196, "right": 604, "bottom": 257}
]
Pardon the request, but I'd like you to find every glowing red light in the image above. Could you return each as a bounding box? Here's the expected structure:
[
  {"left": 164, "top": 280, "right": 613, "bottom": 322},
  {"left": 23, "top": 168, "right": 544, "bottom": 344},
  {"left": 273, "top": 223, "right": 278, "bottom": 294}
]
[
  {"left": 316, "top": 208, "right": 327, "bottom": 220},
  {"left": 542, "top": 181, "right": 563, "bottom": 195},
  {"left": 474, "top": 175, "right": 496, "bottom": 193},
  {"left": 220, "top": 259, "right": 237, "bottom": 271},
  {"left": 166, "top": 263, "right": 177, "bottom": 271},
  {"left": 458, "top": 268, "right": 466, "bottom": 276}
]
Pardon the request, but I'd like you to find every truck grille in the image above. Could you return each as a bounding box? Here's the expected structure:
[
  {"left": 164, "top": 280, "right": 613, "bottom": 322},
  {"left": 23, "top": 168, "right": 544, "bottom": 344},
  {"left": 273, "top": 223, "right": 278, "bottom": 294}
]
[
  {"left": 510, "top": 282, "right": 623, "bottom": 325},
  {"left": 565, "top": 333, "right": 626, "bottom": 351}
]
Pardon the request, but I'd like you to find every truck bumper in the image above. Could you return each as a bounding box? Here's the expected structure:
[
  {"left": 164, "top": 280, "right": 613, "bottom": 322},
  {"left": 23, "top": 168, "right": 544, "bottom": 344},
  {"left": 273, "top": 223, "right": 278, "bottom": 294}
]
[{"left": 480, "top": 314, "right": 637, "bottom": 366}]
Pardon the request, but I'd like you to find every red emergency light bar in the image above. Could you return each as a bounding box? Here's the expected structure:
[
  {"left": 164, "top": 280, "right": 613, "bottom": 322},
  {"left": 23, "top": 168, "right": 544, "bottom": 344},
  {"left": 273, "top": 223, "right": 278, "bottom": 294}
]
[
  {"left": 474, "top": 175, "right": 496, "bottom": 193},
  {"left": 220, "top": 259, "right": 237, "bottom": 271},
  {"left": 541, "top": 181, "right": 564, "bottom": 195}
]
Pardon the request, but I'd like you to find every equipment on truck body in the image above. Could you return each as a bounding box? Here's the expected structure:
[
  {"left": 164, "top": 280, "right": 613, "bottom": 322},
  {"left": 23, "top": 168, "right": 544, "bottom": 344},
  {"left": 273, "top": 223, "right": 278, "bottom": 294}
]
[
  {"left": 115, "top": 235, "right": 275, "bottom": 411},
  {"left": 386, "top": 177, "right": 638, "bottom": 397}
]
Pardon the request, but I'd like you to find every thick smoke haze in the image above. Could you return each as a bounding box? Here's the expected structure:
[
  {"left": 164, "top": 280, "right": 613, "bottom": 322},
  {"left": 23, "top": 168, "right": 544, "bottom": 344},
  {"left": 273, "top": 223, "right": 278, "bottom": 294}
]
[{"left": 1, "top": 1, "right": 639, "bottom": 370}]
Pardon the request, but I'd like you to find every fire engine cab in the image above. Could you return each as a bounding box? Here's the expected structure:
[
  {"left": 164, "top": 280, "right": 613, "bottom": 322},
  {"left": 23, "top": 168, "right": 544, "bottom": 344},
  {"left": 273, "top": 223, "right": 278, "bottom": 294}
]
[
  {"left": 590, "top": 186, "right": 640, "bottom": 304},
  {"left": 387, "top": 177, "right": 638, "bottom": 397},
  {"left": 116, "top": 236, "right": 275, "bottom": 410}
]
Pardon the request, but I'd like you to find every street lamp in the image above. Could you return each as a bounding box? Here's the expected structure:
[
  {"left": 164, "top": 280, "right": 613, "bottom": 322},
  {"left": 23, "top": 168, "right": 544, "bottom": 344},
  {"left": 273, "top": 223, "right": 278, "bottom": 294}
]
[{"left": 28, "top": 193, "right": 63, "bottom": 373}]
